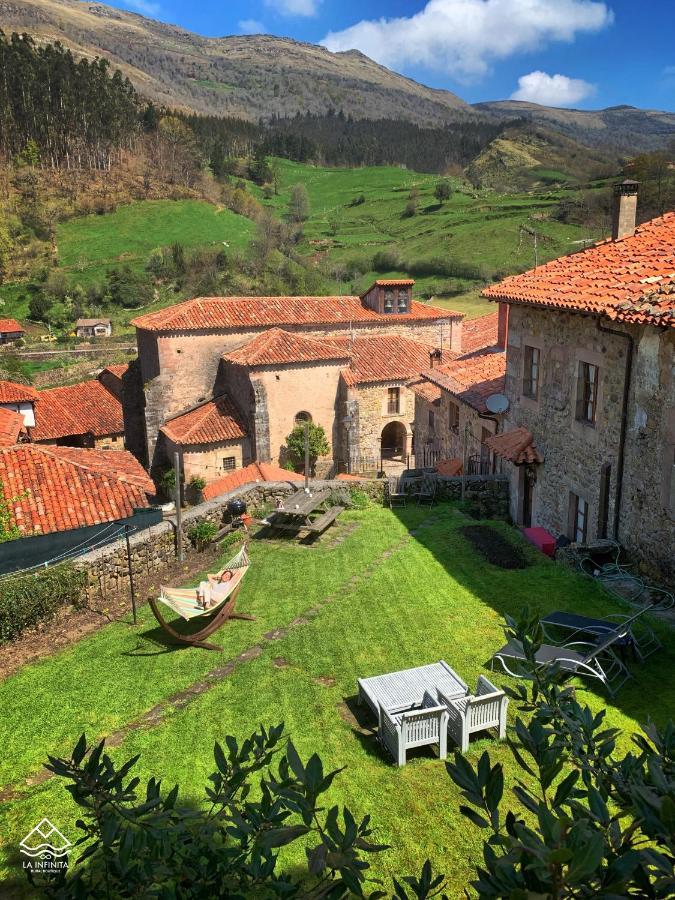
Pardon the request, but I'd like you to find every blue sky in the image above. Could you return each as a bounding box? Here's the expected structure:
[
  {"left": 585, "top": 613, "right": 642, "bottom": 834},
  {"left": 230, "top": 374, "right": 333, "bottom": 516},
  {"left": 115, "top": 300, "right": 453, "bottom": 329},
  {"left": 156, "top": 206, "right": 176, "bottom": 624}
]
[{"left": 111, "top": 0, "right": 674, "bottom": 110}]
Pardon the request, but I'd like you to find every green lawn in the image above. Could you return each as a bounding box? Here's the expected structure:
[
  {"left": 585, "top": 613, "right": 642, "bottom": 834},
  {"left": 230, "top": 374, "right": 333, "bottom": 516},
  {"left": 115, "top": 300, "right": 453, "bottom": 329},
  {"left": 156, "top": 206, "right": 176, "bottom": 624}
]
[
  {"left": 56, "top": 199, "right": 254, "bottom": 285},
  {"left": 1, "top": 502, "right": 672, "bottom": 896}
]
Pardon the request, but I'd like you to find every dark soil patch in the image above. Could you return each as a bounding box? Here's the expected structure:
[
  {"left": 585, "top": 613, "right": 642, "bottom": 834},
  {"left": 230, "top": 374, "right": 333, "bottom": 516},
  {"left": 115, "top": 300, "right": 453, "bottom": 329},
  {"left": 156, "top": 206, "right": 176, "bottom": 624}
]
[
  {"left": 461, "top": 525, "right": 531, "bottom": 569},
  {"left": 315, "top": 675, "right": 336, "bottom": 687},
  {"left": 273, "top": 656, "right": 290, "bottom": 668}
]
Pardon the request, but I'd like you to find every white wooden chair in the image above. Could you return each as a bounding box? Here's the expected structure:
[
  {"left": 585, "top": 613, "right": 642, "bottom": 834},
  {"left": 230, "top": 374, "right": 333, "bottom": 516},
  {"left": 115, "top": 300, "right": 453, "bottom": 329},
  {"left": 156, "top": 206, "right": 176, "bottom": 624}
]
[
  {"left": 439, "top": 675, "right": 508, "bottom": 753},
  {"left": 378, "top": 691, "right": 449, "bottom": 766}
]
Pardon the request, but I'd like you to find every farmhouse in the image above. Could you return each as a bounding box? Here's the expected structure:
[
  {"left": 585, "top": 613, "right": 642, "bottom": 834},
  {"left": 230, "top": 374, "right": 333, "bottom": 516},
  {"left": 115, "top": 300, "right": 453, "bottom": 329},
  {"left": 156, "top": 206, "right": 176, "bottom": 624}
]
[
  {"left": 0, "top": 318, "right": 24, "bottom": 344},
  {"left": 129, "top": 280, "right": 463, "bottom": 477},
  {"left": 483, "top": 182, "right": 675, "bottom": 579},
  {"left": 75, "top": 318, "right": 112, "bottom": 338}
]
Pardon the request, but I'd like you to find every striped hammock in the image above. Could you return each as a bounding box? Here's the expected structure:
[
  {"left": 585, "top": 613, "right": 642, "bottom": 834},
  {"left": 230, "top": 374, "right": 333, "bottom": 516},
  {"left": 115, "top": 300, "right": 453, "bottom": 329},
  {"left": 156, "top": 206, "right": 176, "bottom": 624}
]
[{"left": 158, "top": 545, "right": 249, "bottom": 621}]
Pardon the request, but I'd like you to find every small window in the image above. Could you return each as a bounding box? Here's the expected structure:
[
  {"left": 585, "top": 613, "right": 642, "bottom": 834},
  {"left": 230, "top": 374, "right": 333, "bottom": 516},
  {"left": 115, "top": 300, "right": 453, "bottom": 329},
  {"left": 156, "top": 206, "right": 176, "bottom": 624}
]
[
  {"left": 397, "top": 289, "right": 408, "bottom": 313},
  {"left": 387, "top": 387, "right": 400, "bottom": 415},
  {"left": 523, "top": 345, "right": 540, "bottom": 399},
  {"left": 569, "top": 492, "right": 589, "bottom": 543},
  {"left": 222, "top": 457, "right": 236, "bottom": 472},
  {"left": 448, "top": 401, "right": 459, "bottom": 431},
  {"left": 383, "top": 290, "right": 394, "bottom": 313},
  {"left": 428, "top": 409, "right": 435, "bottom": 431},
  {"left": 576, "top": 361, "right": 599, "bottom": 424},
  {"left": 294, "top": 411, "right": 312, "bottom": 425}
]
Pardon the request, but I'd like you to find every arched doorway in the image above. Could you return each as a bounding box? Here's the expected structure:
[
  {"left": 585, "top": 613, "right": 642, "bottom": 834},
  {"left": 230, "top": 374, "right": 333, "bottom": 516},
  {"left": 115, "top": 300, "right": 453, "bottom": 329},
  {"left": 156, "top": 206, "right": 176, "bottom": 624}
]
[{"left": 380, "top": 421, "right": 407, "bottom": 460}]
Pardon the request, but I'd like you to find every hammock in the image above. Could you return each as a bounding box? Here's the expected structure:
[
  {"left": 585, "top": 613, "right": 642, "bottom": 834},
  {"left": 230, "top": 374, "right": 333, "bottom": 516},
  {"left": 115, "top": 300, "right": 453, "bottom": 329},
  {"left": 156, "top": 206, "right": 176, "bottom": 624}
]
[{"left": 149, "top": 544, "right": 255, "bottom": 650}]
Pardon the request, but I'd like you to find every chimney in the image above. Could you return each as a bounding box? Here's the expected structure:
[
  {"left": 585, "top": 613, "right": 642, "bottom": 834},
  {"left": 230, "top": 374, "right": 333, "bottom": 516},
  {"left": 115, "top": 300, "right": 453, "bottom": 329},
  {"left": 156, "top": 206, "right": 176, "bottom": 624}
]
[
  {"left": 497, "top": 302, "right": 509, "bottom": 351},
  {"left": 612, "top": 180, "right": 639, "bottom": 241},
  {"left": 429, "top": 348, "right": 442, "bottom": 368}
]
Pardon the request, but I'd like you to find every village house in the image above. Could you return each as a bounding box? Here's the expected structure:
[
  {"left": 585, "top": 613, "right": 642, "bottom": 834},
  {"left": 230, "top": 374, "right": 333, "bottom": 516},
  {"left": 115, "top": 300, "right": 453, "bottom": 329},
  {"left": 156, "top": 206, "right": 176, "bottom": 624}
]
[
  {"left": 75, "top": 318, "right": 112, "bottom": 338},
  {"left": 129, "top": 280, "right": 463, "bottom": 477},
  {"left": 0, "top": 318, "right": 25, "bottom": 344},
  {"left": 0, "top": 380, "right": 38, "bottom": 427},
  {"left": 483, "top": 182, "right": 674, "bottom": 580}
]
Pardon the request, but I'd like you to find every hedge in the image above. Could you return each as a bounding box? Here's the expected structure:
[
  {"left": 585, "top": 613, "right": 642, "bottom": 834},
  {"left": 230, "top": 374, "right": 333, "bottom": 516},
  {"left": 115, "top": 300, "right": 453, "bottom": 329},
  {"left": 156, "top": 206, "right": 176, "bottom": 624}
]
[{"left": 0, "top": 563, "right": 89, "bottom": 644}]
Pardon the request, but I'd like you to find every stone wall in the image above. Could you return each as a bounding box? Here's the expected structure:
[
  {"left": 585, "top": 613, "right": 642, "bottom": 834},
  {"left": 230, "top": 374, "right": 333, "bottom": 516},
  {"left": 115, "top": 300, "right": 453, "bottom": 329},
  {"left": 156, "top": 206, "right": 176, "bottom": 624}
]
[{"left": 413, "top": 389, "right": 497, "bottom": 464}]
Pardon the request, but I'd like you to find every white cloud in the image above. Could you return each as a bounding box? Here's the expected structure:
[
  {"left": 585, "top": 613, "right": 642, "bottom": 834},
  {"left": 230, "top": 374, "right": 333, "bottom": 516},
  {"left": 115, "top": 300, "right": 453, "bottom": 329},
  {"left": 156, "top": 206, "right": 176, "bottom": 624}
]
[
  {"left": 265, "top": 0, "right": 321, "bottom": 17},
  {"left": 511, "top": 70, "right": 596, "bottom": 106},
  {"left": 321, "top": 0, "right": 612, "bottom": 81},
  {"left": 120, "top": 0, "right": 161, "bottom": 15},
  {"left": 239, "top": 19, "right": 267, "bottom": 34}
]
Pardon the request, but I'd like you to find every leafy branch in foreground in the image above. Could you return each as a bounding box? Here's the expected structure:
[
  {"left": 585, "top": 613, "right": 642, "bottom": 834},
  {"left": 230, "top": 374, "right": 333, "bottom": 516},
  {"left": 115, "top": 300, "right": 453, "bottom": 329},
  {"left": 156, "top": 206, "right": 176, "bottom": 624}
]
[
  {"left": 32, "top": 724, "right": 445, "bottom": 899},
  {"left": 447, "top": 606, "right": 675, "bottom": 898}
]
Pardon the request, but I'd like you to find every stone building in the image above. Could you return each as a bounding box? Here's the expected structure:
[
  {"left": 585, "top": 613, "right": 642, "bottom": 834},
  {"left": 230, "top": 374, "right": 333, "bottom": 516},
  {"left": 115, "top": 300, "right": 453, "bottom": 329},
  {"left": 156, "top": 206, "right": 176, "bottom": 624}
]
[
  {"left": 129, "top": 280, "right": 462, "bottom": 476},
  {"left": 483, "top": 186, "right": 675, "bottom": 579}
]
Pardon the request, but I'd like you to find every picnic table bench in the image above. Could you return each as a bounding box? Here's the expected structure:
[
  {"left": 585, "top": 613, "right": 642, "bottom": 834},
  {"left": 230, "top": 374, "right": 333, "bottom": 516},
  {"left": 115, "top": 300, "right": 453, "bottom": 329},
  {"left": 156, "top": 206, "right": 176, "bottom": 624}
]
[{"left": 266, "top": 488, "right": 344, "bottom": 535}]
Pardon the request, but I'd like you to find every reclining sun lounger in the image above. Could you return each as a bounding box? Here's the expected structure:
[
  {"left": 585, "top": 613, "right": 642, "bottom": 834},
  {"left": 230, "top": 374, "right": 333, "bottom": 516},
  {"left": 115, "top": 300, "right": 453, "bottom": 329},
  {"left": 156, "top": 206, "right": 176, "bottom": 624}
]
[
  {"left": 541, "top": 605, "right": 660, "bottom": 662},
  {"left": 492, "top": 629, "right": 632, "bottom": 696}
]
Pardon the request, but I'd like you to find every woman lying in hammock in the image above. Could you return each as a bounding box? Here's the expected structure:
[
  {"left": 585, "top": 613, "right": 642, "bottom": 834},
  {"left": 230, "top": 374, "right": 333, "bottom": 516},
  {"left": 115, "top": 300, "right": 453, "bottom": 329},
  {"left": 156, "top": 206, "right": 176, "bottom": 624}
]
[{"left": 197, "top": 569, "right": 235, "bottom": 609}]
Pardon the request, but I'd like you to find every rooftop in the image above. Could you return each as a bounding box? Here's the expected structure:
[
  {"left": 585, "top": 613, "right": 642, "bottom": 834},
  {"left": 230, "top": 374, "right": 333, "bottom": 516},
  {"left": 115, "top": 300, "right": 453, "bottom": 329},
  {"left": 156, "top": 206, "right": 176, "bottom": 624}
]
[
  {"left": 202, "top": 462, "right": 303, "bottom": 500},
  {"left": 160, "top": 394, "right": 248, "bottom": 446},
  {"left": 461, "top": 311, "right": 499, "bottom": 355},
  {"left": 338, "top": 334, "right": 451, "bottom": 386},
  {"left": 30, "top": 380, "right": 124, "bottom": 442},
  {"left": 131, "top": 293, "right": 455, "bottom": 332},
  {"left": 0, "top": 445, "right": 154, "bottom": 536},
  {"left": 483, "top": 212, "right": 675, "bottom": 329},
  {"left": 421, "top": 350, "right": 506, "bottom": 413},
  {"left": 223, "top": 328, "right": 350, "bottom": 368},
  {"left": 0, "top": 381, "right": 39, "bottom": 404},
  {"left": 101, "top": 363, "right": 130, "bottom": 379},
  {"left": 76, "top": 318, "right": 111, "bottom": 327},
  {"left": 0, "top": 408, "right": 24, "bottom": 447},
  {"left": 485, "top": 427, "right": 543, "bottom": 465},
  {"left": 0, "top": 318, "right": 23, "bottom": 334}
]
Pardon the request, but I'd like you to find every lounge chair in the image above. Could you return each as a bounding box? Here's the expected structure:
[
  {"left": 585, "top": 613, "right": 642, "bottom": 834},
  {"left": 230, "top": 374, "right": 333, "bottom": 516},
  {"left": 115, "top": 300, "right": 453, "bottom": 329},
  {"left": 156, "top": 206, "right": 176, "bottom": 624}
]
[
  {"left": 492, "top": 629, "right": 632, "bottom": 696},
  {"left": 541, "top": 605, "right": 660, "bottom": 662},
  {"left": 385, "top": 476, "right": 407, "bottom": 508},
  {"left": 379, "top": 690, "right": 449, "bottom": 766},
  {"left": 416, "top": 476, "right": 437, "bottom": 507},
  {"left": 439, "top": 675, "right": 508, "bottom": 753}
]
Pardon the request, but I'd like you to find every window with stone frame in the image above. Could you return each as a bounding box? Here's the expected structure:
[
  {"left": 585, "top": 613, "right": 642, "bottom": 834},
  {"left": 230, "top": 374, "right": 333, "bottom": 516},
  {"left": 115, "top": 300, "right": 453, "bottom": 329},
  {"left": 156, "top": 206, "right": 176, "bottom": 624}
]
[
  {"left": 575, "top": 361, "right": 599, "bottom": 424},
  {"left": 448, "top": 401, "right": 460, "bottom": 432},
  {"left": 387, "top": 386, "right": 401, "bottom": 415},
  {"left": 383, "top": 290, "right": 394, "bottom": 313},
  {"left": 222, "top": 456, "right": 236, "bottom": 472},
  {"left": 523, "top": 345, "right": 541, "bottom": 399},
  {"left": 569, "top": 491, "right": 589, "bottom": 543}
]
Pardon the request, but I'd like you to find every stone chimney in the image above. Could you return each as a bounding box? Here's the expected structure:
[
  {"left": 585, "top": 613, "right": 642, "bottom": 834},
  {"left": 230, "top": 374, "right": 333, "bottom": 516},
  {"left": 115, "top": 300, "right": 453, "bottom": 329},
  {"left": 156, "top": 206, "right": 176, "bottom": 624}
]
[
  {"left": 429, "top": 348, "right": 442, "bottom": 368},
  {"left": 497, "top": 302, "right": 509, "bottom": 351},
  {"left": 612, "top": 180, "right": 639, "bottom": 241}
]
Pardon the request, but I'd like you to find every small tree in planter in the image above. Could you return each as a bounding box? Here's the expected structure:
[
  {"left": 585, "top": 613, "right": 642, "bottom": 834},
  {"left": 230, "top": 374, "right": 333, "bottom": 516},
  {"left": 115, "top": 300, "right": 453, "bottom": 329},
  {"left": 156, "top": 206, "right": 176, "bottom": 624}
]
[
  {"left": 187, "top": 520, "right": 219, "bottom": 551},
  {"left": 285, "top": 423, "right": 330, "bottom": 475},
  {"left": 187, "top": 475, "right": 206, "bottom": 504}
]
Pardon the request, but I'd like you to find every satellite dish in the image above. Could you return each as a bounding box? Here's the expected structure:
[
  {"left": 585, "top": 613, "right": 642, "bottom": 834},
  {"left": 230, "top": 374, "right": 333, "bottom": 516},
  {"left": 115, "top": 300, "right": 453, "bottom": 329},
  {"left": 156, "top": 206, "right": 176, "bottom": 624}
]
[{"left": 486, "top": 393, "right": 510, "bottom": 415}]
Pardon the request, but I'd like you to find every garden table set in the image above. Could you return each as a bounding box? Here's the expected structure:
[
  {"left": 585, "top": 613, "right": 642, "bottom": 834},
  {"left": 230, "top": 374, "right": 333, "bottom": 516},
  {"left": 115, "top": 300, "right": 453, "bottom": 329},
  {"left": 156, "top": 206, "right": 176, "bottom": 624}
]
[
  {"left": 358, "top": 661, "right": 508, "bottom": 766},
  {"left": 265, "top": 489, "right": 344, "bottom": 536}
]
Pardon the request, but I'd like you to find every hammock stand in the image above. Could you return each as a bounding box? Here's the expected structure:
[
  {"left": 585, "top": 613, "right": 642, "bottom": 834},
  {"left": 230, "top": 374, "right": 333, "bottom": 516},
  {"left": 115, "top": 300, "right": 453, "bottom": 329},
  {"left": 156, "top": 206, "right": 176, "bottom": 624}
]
[{"left": 149, "top": 544, "right": 255, "bottom": 651}]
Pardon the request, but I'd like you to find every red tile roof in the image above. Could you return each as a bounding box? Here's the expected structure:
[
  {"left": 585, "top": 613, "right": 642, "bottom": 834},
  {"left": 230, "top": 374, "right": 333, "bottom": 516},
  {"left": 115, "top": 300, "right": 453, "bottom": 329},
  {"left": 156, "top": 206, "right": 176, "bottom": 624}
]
[
  {"left": 0, "top": 445, "right": 154, "bottom": 536},
  {"left": 131, "top": 294, "right": 454, "bottom": 332},
  {"left": 161, "top": 394, "right": 247, "bottom": 446},
  {"left": 364, "top": 279, "right": 416, "bottom": 290},
  {"left": 408, "top": 377, "right": 442, "bottom": 403},
  {"left": 483, "top": 212, "right": 675, "bottom": 329},
  {"left": 337, "top": 335, "right": 449, "bottom": 386},
  {"left": 0, "top": 381, "right": 39, "bottom": 404},
  {"left": 461, "top": 312, "right": 499, "bottom": 355},
  {"left": 421, "top": 350, "right": 506, "bottom": 413},
  {"left": 202, "top": 462, "right": 303, "bottom": 501},
  {"left": 0, "top": 319, "right": 23, "bottom": 334},
  {"left": 224, "top": 328, "right": 350, "bottom": 367},
  {"left": 485, "top": 427, "right": 543, "bottom": 465},
  {"left": 31, "top": 380, "right": 124, "bottom": 442},
  {"left": 0, "top": 408, "right": 24, "bottom": 447},
  {"left": 102, "top": 363, "right": 129, "bottom": 379}
]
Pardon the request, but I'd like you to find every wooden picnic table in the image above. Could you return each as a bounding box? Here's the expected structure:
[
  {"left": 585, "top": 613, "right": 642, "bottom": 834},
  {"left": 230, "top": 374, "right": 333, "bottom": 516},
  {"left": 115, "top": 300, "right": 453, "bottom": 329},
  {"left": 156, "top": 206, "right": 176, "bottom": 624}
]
[
  {"left": 277, "top": 488, "right": 331, "bottom": 520},
  {"left": 358, "top": 661, "right": 468, "bottom": 717},
  {"left": 267, "top": 488, "right": 344, "bottom": 535}
]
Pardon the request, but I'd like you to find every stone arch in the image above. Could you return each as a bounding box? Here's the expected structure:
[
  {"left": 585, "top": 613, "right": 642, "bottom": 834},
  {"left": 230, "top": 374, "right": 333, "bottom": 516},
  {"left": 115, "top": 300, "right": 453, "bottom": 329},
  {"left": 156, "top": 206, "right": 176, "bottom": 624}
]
[{"left": 380, "top": 421, "right": 408, "bottom": 459}]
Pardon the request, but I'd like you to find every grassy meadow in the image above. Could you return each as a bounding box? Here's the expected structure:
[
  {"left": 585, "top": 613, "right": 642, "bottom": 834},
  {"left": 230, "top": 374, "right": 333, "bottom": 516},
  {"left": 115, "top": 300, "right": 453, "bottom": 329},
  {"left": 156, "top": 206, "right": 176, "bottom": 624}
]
[{"left": 0, "top": 503, "right": 671, "bottom": 896}]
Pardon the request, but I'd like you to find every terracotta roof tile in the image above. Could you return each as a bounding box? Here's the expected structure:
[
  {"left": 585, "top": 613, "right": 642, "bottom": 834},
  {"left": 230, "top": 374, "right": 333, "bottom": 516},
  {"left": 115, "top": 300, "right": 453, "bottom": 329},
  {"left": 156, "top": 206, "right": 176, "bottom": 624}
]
[
  {"left": 224, "top": 328, "right": 350, "bottom": 367},
  {"left": 0, "top": 319, "right": 23, "bottom": 334},
  {"left": 0, "top": 445, "right": 154, "bottom": 536},
  {"left": 160, "top": 394, "right": 247, "bottom": 446},
  {"left": 461, "top": 312, "right": 499, "bottom": 354},
  {"left": 485, "top": 427, "right": 543, "bottom": 465},
  {"left": 0, "top": 408, "right": 24, "bottom": 447},
  {"left": 131, "top": 294, "right": 454, "bottom": 332},
  {"left": 202, "top": 462, "right": 303, "bottom": 501},
  {"left": 408, "top": 377, "right": 442, "bottom": 403},
  {"left": 336, "top": 335, "right": 451, "bottom": 386},
  {"left": 102, "top": 363, "right": 129, "bottom": 379},
  {"left": 483, "top": 212, "right": 675, "bottom": 329},
  {"left": 31, "top": 380, "right": 123, "bottom": 441},
  {"left": 421, "top": 350, "right": 506, "bottom": 413},
  {"left": 0, "top": 381, "right": 39, "bottom": 403}
]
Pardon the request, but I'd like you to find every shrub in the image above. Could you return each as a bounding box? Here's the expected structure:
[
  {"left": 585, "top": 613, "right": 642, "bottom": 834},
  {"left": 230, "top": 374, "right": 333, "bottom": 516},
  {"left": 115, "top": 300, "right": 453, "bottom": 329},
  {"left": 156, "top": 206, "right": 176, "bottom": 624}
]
[
  {"left": 285, "top": 423, "right": 330, "bottom": 471},
  {"left": 371, "top": 247, "right": 402, "bottom": 271},
  {"left": 402, "top": 200, "right": 417, "bottom": 218},
  {"left": 219, "top": 529, "right": 244, "bottom": 552},
  {"left": 0, "top": 564, "right": 88, "bottom": 644},
  {"left": 348, "top": 487, "right": 370, "bottom": 509},
  {"left": 349, "top": 192, "right": 365, "bottom": 206},
  {"left": 187, "top": 520, "right": 218, "bottom": 549},
  {"left": 188, "top": 475, "right": 206, "bottom": 491}
]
